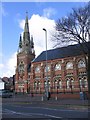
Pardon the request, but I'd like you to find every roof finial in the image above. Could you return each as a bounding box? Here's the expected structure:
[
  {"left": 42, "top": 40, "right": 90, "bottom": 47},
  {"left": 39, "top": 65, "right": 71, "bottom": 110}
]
[
  {"left": 26, "top": 11, "right": 28, "bottom": 16},
  {"left": 25, "top": 11, "right": 28, "bottom": 25}
]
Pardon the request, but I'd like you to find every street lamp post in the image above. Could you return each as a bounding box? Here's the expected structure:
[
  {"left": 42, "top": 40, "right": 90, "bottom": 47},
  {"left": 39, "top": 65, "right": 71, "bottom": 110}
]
[{"left": 43, "top": 28, "right": 49, "bottom": 100}]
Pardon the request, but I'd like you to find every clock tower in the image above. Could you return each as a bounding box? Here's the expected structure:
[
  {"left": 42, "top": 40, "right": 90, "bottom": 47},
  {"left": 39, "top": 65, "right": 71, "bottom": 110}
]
[{"left": 15, "top": 12, "right": 35, "bottom": 93}]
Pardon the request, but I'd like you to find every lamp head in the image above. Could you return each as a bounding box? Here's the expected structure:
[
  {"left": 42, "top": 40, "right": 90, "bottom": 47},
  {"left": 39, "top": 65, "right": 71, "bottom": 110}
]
[{"left": 43, "top": 28, "right": 46, "bottom": 31}]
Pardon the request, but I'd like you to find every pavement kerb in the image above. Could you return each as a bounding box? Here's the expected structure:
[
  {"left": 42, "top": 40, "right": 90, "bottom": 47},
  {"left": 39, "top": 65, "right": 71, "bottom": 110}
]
[{"left": 2, "top": 95, "right": 90, "bottom": 111}]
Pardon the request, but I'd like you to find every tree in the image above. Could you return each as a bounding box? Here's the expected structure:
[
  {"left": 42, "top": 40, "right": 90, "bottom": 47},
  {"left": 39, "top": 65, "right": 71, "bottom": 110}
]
[{"left": 52, "top": 2, "right": 90, "bottom": 93}]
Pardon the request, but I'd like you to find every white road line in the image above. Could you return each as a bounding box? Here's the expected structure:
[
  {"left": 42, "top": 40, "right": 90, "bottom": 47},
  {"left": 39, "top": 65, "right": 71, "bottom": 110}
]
[
  {"left": 4, "top": 109, "right": 62, "bottom": 118},
  {"left": 4, "top": 109, "right": 32, "bottom": 116},
  {"left": 7, "top": 104, "right": 89, "bottom": 112}
]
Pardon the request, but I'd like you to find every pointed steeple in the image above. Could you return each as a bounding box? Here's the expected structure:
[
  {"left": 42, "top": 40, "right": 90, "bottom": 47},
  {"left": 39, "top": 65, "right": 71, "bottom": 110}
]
[
  {"left": 31, "top": 35, "right": 34, "bottom": 48},
  {"left": 19, "top": 34, "right": 22, "bottom": 48},
  {"left": 17, "top": 12, "right": 35, "bottom": 55},
  {"left": 24, "top": 11, "right": 29, "bottom": 33},
  {"left": 23, "top": 11, "right": 30, "bottom": 44},
  {"left": 18, "top": 34, "right": 22, "bottom": 53}
]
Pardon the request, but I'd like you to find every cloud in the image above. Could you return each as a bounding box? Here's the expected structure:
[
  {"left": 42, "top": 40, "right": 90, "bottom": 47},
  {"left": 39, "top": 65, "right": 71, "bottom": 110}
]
[
  {"left": 19, "top": 14, "right": 56, "bottom": 57},
  {"left": 7, "top": 52, "right": 17, "bottom": 70},
  {"left": 0, "top": 64, "right": 4, "bottom": 69},
  {"left": 0, "top": 52, "right": 17, "bottom": 77},
  {"left": 0, "top": 10, "right": 56, "bottom": 78},
  {"left": 43, "top": 8, "right": 57, "bottom": 18}
]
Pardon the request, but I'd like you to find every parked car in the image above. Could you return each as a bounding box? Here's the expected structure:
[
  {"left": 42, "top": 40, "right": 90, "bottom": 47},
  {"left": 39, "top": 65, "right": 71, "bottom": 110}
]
[{"left": 0, "top": 90, "right": 13, "bottom": 98}]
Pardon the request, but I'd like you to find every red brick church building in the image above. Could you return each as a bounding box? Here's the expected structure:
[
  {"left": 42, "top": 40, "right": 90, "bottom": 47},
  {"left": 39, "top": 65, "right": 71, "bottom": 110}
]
[{"left": 15, "top": 13, "right": 90, "bottom": 99}]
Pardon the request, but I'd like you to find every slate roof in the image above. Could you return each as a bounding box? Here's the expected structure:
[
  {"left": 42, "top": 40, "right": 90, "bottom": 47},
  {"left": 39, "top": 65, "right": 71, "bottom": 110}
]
[
  {"left": 27, "top": 63, "right": 31, "bottom": 72},
  {"left": 32, "top": 42, "right": 90, "bottom": 63}
]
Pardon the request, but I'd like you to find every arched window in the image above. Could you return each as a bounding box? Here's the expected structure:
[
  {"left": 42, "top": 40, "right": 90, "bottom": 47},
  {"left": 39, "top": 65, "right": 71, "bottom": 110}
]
[
  {"left": 71, "top": 79, "right": 74, "bottom": 88},
  {"left": 44, "top": 65, "right": 50, "bottom": 72},
  {"left": 79, "top": 77, "right": 87, "bottom": 88},
  {"left": 36, "top": 81, "right": 40, "bottom": 90},
  {"left": 66, "top": 79, "right": 70, "bottom": 89},
  {"left": 19, "top": 61, "right": 24, "bottom": 73},
  {"left": 38, "top": 82, "right": 41, "bottom": 91},
  {"left": 78, "top": 59, "right": 86, "bottom": 68},
  {"left": 55, "top": 63, "right": 61, "bottom": 71},
  {"left": 34, "top": 82, "right": 37, "bottom": 89},
  {"left": 35, "top": 66, "right": 40, "bottom": 73},
  {"left": 59, "top": 80, "right": 62, "bottom": 89},
  {"left": 79, "top": 79, "right": 83, "bottom": 88},
  {"left": 48, "top": 81, "right": 51, "bottom": 90},
  {"left": 55, "top": 80, "right": 58, "bottom": 89},
  {"left": 66, "top": 62, "right": 73, "bottom": 69},
  {"left": 83, "top": 77, "right": 87, "bottom": 88}
]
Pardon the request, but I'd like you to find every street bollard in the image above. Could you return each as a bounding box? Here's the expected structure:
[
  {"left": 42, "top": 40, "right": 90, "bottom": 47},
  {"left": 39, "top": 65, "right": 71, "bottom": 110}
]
[
  {"left": 41, "top": 96, "right": 43, "bottom": 101},
  {"left": 55, "top": 96, "right": 57, "bottom": 100}
]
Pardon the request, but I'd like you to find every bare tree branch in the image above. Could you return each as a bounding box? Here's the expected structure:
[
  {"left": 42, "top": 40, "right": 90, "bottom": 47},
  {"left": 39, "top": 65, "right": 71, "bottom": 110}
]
[{"left": 51, "top": 2, "right": 90, "bottom": 93}]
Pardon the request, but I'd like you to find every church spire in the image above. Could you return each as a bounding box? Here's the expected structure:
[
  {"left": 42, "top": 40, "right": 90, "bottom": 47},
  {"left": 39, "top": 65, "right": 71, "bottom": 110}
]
[
  {"left": 23, "top": 12, "right": 30, "bottom": 45},
  {"left": 24, "top": 11, "right": 29, "bottom": 33},
  {"left": 18, "top": 34, "right": 22, "bottom": 53},
  {"left": 19, "top": 34, "right": 22, "bottom": 48},
  {"left": 17, "top": 12, "right": 35, "bottom": 55}
]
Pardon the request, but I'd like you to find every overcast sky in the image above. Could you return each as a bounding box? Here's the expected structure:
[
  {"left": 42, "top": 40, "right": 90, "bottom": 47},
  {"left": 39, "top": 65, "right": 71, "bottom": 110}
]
[{"left": 0, "top": 1, "right": 88, "bottom": 78}]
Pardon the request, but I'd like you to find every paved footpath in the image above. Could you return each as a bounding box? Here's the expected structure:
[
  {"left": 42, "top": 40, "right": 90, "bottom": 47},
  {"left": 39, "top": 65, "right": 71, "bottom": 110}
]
[{"left": 2, "top": 94, "right": 90, "bottom": 111}]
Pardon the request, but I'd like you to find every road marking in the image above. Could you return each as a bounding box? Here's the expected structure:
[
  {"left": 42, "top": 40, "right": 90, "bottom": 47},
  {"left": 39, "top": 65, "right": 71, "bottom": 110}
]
[
  {"left": 7, "top": 104, "right": 89, "bottom": 112},
  {"left": 4, "top": 109, "right": 62, "bottom": 118},
  {"left": 4, "top": 109, "right": 32, "bottom": 116}
]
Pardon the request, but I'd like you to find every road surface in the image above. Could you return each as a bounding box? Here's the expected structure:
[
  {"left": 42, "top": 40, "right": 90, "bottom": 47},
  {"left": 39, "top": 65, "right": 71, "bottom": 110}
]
[{"left": 1, "top": 101, "right": 89, "bottom": 119}]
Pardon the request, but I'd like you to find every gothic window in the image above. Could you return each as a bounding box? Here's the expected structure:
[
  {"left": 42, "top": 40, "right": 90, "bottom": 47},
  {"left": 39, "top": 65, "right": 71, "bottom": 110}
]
[
  {"left": 48, "top": 81, "right": 51, "bottom": 90},
  {"left": 59, "top": 80, "right": 62, "bottom": 89},
  {"left": 55, "top": 80, "right": 58, "bottom": 89},
  {"left": 66, "top": 79, "right": 70, "bottom": 89},
  {"left": 34, "top": 82, "right": 37, "bottom": 89},
  {"left": 19, "top": 61, "right": 24, "bottom": 73},
  {"left": 83, "top": 77, "right": 87, "bottom": 88},
  {"left": 66, "top": 78, "right": 74, "bottom": 89},
  {"left": 79, "top": 77, "right": 87, "bottom": 88},
  {"left": 78, "top": 59, "right": 86, "bottom": 68},
  {"left": 35, "top": 66, "right": 40, "bottom": 73},
  {"left": 44, "top": 65, "right": 50, "bottom": 72},
  {"left": 66, "top": 62, "right": 73, "bottom": 69},
  {"left": 55, "top": 63, "right": 61, "bottom": 71},
  {"left": 38, "top": 82, "right": 41, "bottom": 90},
  {"left": 71, "top": 79, "right": 74, "bottom": 88},
  {"left": 79, "top": 79, "right": 83, "bottom": 88}
]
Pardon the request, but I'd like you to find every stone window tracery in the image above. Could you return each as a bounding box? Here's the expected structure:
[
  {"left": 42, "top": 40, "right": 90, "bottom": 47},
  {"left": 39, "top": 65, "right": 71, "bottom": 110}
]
[
  {"left": 55, "top": 63, "right": 61, "bottom": 71},
  {"left": 18, "top": 61, "right": 24, "bottom": 75},
  {"left": 79, "top": 76, "right": 87, "bottom": 88},
  {"left": 78, "top": 59, "right": 86, "bottom": 68},
  {"left": 66, "top": 62, "right": 73, "bottom": 69},
  {"left": 66, "top": 79, "right": 70, "bottom": 89},
  {"left": 35, "top": 66, "right": 40, "bottom": 73},
  {"left": 44, "top": 64, "right": 51, "bottom": 72},
  {"left": 59, "top": 80, "right": 62, "bottom": 89},
  {"left": 66, "top": 78, "right": 74, "bottom": 89},
  {"left": 34, "top": 82, "right": 37, "bottom": 89}
]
